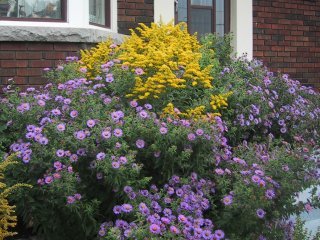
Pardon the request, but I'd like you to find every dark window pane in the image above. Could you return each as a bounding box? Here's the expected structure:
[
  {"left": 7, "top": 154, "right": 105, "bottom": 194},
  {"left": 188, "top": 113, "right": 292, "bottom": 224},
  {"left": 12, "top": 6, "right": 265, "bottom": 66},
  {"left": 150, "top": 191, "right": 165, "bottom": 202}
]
[
  {"left": 0, "top": 0, "right": 62, "bottom": 19},
  {"left": 191, "top": 0, "right": 212, "bottom": 6},
  {"left": 216, "top": 0, "right": 225, "bottom": 35},
  {"left": 89, "top": 0, "right": 106, "bottom": 25},
  {"left": 177, "top": 0, "right": 187, "bottom": 23},
  {"left": 189, "top": 8, "right": 212, "bottom": 36}
]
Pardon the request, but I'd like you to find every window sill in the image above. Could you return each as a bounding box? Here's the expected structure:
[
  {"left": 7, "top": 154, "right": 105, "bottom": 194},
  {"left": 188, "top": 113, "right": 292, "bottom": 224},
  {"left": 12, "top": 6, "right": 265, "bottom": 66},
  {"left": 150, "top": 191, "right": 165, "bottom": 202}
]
[{"left": 0, "top": 25, "right": 124, "bottom": 43}]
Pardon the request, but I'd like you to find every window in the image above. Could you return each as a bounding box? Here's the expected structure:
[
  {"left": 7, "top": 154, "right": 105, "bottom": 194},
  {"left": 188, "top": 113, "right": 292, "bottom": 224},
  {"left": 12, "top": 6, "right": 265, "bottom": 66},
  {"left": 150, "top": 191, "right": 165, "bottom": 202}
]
[
  {"left": 175, "top": 0, "right": 230, "bottom": 37},
  {"left": 89, "top": 0, "right": 110, "bottom": 28},
  {"left": 0, "top": 0, "right": 66, "bottom": 21}
]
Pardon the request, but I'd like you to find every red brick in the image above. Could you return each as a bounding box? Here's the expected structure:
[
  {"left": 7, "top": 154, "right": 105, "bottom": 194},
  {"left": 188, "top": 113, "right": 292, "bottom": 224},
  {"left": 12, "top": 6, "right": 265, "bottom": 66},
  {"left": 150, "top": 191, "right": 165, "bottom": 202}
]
[
  {"left": 0, "top": 68, "right": 16, "bottom": 77},
  {"left": 16, "top": 52, "right": 42, "bottom": 60},
  {"left": 54, "top": 43, "right": 81, "bottom": 51},
  {"left": 0, "top": 42, "right": 27, "bottom": 51},
  {"left": 27, "top": 43, "right": 53, "bottom": 51},
  {"left": 44, "top": 52, "right": 67, "bottom": 60},
  {"left": 17, "top": 68, "right": 43, "bottom": 76},
  {"left": 1, "top": 60, "right": 28, "bottom": 68},
  {"left": 29, "top": 60, "right": 53, "bottom": 68},
  {"left": 0, "top": 51, "right": 15, "bottom": 59}
]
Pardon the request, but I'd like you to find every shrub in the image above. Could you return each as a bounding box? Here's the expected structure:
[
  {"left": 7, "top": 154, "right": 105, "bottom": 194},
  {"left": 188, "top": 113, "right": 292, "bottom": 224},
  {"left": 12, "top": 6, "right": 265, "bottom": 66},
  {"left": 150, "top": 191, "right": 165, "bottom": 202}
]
[{"left": 0, "top": 23, "right": 319, "bottom": 240}]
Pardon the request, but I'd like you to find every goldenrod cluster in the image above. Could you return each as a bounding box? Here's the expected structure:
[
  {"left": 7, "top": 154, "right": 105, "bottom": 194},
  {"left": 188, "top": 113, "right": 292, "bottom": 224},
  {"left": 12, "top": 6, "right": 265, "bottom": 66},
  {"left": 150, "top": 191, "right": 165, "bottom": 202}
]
[
  {"left": 210, "top": 92, "right": 232, "bottom": 110},
  {"left": 80, "top": 39, "right": 117, "bottom": 78},
  {"left": 0, "top": 155, "right": 31, "bottom": 239},
  {"left": 119, "top": 22, "right": 213, "bottom": 100}
]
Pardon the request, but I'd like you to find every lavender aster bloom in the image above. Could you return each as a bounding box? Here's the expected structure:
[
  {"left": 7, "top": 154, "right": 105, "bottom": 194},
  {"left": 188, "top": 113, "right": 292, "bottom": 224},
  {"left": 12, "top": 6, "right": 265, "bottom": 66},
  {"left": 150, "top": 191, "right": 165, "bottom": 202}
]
[
  {"left": 187, "top": 133, "right": 196, "bottom": 141},
  {"left": 149, "top": 224, "right": 161, "bottom": 234},
  {"left": 56, "top": 123, "right": 66, "bottom": 132},
  {"left": 222, "top": 195, "right": 233, "bottom": 205},
  {"left": 113, "top": 128, "right": 123, "bottom": 137},
  {"left": 86, "top": 119, "right": 96, "bottom": 128},
  {"left": 121, "top": 204, "right": 133, "bottom": 213},
  {"left": 101, "top": 130, "right": 111, "bottom": 139},
  {"left": 136, "top": 139, "right": 145, "bottom": 148},
  {"left": 96, "top": 152, "right": 106, "bottom": 161},
  {"left": 113, "top": 205, "right": 121, "bottom": 214},
  {"left": 67, "top": 196, "right": 76, "bottom": 204},
  {"left": 159, "top": 127, "right": 168, "bottom": 134},
  {"left": 256, "top": 208, "right": 266, "bottom": 218}
]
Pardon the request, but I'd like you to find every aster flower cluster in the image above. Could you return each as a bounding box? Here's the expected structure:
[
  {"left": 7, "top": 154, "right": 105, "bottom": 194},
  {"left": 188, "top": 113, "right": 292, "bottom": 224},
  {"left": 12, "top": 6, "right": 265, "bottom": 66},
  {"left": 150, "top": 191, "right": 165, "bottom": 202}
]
[
  {"left": 218, "top": 58, "right": 319, "bottom": 145},
  {"left": 99, "top": 173, "right": 225, "bottom": 239}
]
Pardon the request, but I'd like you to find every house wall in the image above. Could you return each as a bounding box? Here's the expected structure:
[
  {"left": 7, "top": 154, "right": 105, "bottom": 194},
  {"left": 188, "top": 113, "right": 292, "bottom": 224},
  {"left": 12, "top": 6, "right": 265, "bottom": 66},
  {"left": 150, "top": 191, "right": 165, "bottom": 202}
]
[
  {"left": 117, "top": 0, "right": 154, "bottom": 35},
  {"left": 253, "top": 0, "right": 320, "bottom": 88},
  {"left": 0, "top": 42, "right": 95, "bottom": 92}
]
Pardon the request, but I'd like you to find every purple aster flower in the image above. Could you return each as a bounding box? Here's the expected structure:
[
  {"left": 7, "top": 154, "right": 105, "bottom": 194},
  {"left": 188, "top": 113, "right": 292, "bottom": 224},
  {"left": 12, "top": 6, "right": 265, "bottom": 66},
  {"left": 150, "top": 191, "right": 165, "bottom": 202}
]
[
  {"left": 101, "top": 130, "right": 111, "bottom": 139},
  {"left": 77, "top": 148, "right": 86, "bottom": 156},
  {"left": 87, "top": 119, "right": 96, "bottom": 128},
  {"left": 178, "top": 214, "right": 187, "bottom": 223},
  {"left": 154, "top": 151, "right": 161, "bottom": 158},
  {"left": 45, "top": 176, "right": 53, "bottom": 184},
  {"left": 113, "top": 128, "right": 123, "bottom": 137},
  {"left": 159, "top": 127, "right": 168, "bottom": 134},
  {"left": 139, "top": 110, "right": 149, "bottom": 119},
  {"left": 136, "top": 139, "right": 145, "bottom": 149},
  {"left": 98, "top": 228, "right": 106, "bottom": 237},
  {"left": 202, "top": 230, "right": 213, "bottom": 239},
  {"left": 170, "top": 226, "right": 180, "bottom": 235},
  {"left": 130, "top": 100, "right": 138, "bottom": 108},
  {"left": 53, "top": 161, "right": 62, "bottom": 170},
  {"left": 214, "top": 229, "right": 225, "bottom": 239},
  {"left": 74, "top": 193, "right": 81, "bottom": 200},
  {"left": 75, "top": 131, "right": 86, "bottom": 140},
  {"left": 119, "top": 156, "right": 128, "bottom": 164},
  {"left": 25, "top": 132, "right": 35, "bottom": 139},
  {"left": 256, "top": 208, "right": 266, "bottom": 218},
  {"left": 196, "top": 129, "right": 204, "bottom": 136},
  {"left": 149, "top": 224, "right": 161, "bottom": 234},
  {"left": 112, "top": 161, "right": 120, "bottom": 169},
  {"left": 106, "top": 73, "right": 114, "bottom": 83},
  {"left": 39, "top": 137, "right": 48, "bottom": 145},
  {"left": 103, "top": 97, "right": 112, "bottom": 105},
  {"left": 222, "top": 195, "right": 233, "bottom": 206},
  {"left": 70, "top": 110, "right": 78, "bottom": 118},
  {"left": 265, "top": 189, "right": 276, "bottom": 199},
  {"left": 252, "top": 175, "right": 261, "bottom": 183},
  {"left": 51, "top": 109, "right": 61, "bottom": 116},
  {"left": 63, "top": 98, "right": 71, "bottom": 105},
  {"left": 187, "top": 133, "right": 196, "bottom": 141},
  {"left": 215, "top": 168, "right": 225, "bottom": 175},
  {"left": 69, "top": 154, "right": 78, "bottom": 163},
  {"left": 280, "top": 127, "right": 287, "bottom": 133},
  {"left": 144, "top": 103, "right": 152, "bottom": 110},
  {"left": 56, "top": 149, "right": 64, "bottom": 157},
  {"left": 96, "top": 152, "right": 106, "bottom": 161},
  {"left": 135, "top": 68, "right": 144, "bottom": 75},
  {"left": 124, "top": 186, "right": 133, "bottom": 194},
  {"left": 67, "top": 196, "right": 76, "bottom": 204},
  {"left": 121, "top": 204, "right": 133, "bottom": 213},
  {"left": 113, "top": 205, "right": 121, "bottom": 214},
  {"left": 56, "top": 123, "right": 66, "bottom": 132}
]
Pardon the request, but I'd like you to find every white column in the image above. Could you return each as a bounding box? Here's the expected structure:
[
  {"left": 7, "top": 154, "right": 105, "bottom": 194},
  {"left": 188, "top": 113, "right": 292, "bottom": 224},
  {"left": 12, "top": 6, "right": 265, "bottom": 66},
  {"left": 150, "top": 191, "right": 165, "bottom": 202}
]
[
  {"left": 68, "top": 0, "right": 89, "bottom": 27},
  {"left": 230, "top": 0, "right": 253, "bottom": 59},
  {"left": 154, "top": 0, "right": 175, "bottom": 24}
]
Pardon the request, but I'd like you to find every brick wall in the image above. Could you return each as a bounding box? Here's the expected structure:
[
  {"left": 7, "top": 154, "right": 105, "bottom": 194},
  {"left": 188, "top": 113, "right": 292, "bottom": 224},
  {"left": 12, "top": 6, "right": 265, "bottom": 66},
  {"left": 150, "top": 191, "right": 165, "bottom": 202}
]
[
  {"left": 118, "top": 0, "right": 154, "bottom": 35},
  {"left": 0, "top": 42, "right": 95, "bottom": 92},
  {"left": 253, "top": 0, "right": 320, "bottom": 88}
]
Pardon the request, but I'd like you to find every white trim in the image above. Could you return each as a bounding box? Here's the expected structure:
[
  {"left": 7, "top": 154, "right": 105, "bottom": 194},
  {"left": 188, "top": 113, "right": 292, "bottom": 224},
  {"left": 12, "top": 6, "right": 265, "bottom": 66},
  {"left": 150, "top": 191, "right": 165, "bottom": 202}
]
[
  {"left": 230, "top": 0, "right": 253, "bottom": 59},
  {"left": 154, "top": 0, "right": 175, "bottom": 24},
  {"left": 0, "top": 0, "right": 118, "bottom": 33}
]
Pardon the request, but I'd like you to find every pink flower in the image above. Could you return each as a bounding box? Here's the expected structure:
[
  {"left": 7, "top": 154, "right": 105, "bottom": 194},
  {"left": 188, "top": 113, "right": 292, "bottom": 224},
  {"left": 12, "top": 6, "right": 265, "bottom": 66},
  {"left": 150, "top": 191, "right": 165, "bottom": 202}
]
[
  {"left": 135, "top": 68, "right": 144, "bottom": 75},
  {"left": 136, "top": 139, "right": 145, "bottom": 149}
]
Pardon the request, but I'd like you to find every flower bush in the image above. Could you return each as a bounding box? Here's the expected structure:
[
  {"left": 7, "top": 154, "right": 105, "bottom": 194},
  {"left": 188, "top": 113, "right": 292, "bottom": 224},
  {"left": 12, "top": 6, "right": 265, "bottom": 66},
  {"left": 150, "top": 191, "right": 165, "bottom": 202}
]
[{"left": 0, "top": 23, "right": 319, "bottom": 240}]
